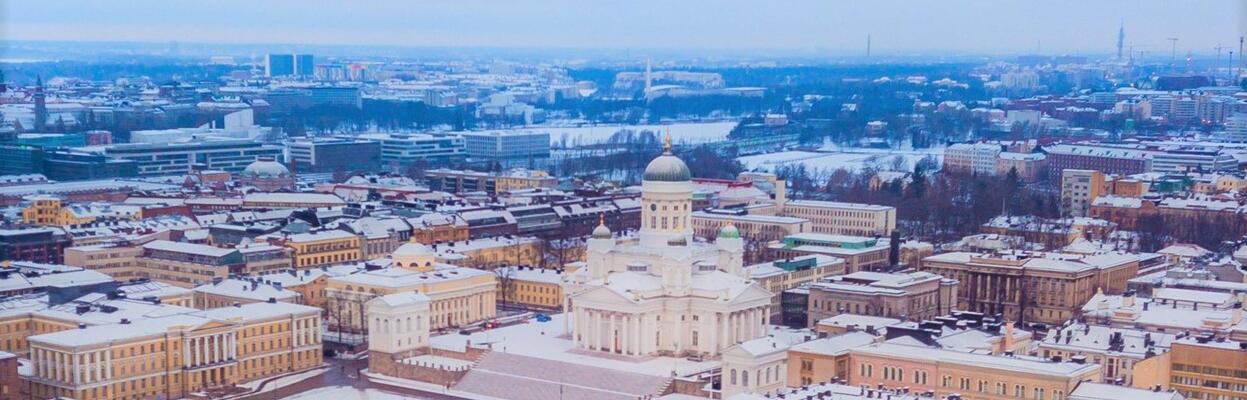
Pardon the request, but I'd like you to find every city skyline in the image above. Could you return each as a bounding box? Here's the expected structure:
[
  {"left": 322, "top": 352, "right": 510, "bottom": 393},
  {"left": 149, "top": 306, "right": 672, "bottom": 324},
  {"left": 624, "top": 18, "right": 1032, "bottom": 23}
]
[{"left": 1, "top": 0, "right": 1242, "bottom": 56}]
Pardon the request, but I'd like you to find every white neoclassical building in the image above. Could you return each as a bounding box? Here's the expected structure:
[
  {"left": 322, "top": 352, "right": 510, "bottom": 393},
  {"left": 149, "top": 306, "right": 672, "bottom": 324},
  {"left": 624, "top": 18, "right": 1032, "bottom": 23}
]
[{"left": 564, "top": 138, "right": 773, "bottom": 358}]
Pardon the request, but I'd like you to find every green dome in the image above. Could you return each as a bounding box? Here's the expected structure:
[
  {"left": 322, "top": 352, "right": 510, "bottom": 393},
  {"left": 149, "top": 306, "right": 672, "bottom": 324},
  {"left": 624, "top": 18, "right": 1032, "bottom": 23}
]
[
  {"left": 643, "top": 152, "right": 691, "bottom": 182},
  {"left": 592, "top": 223, "right": 612, "bottom": 239},
  {"left": 717, "top": 223, "right": 741, "bottom": 239}
]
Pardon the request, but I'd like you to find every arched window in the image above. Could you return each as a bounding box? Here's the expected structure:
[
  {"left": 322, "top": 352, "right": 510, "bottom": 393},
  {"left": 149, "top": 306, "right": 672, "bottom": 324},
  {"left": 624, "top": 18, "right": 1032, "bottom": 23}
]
[
  {"left": 730, "top": 369, "right": 737, "bottom": 385},
  {"left": 742, "top": 371, "right": 749, "bottom": 387}
]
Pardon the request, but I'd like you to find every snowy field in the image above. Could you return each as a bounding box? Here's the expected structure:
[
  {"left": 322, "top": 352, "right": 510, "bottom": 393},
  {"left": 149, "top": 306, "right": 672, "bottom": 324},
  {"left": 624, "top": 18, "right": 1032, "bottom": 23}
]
[
  {"left": 428, "top": 313, "right": 719, "bottom": 377},
  {"left": 535, "top": 121, "right": 738, "bottom": 147},
  {"left": 738, "top": 148, "right": 943, "bottom": 176}
]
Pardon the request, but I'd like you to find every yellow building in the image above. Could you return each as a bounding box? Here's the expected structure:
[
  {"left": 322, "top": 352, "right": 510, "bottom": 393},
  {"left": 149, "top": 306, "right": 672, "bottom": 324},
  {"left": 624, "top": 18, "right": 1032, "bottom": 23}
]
[
  {"left": 20, "top": 196, "right": 63, "bottom": 226},
  {"left": 1169, "top": 338, "right": 1247, "bottom": 400},
  {"left": 323, "top": 243, "right": 496, "bottom": 341},
  {"left": 849, "top": 341, "right": 1102, "bottom": 400},
  {"left": 27, "top": 302, "right": 322, "bottom": 400},
  {"left": 433, "top": 236, "right": 542, "bottom": 269},
  {"left": 787, "top": 331, "right": 877, "bottom": 386},
  {"left": 134, "top": 241, "right": 244, "bottom": 288},
  {"left": 496, "top": 266, "right": 564, "bottom": 310},
  {"left": 494, "top": 169, "right": 557, "bottom": 194},
  {"left": 21, "top": 197, "right": 141, "bottom": 226},
  {"left": 282, "top": 230, "right": 363, "bottom": 269},
  {"left": 192, "top": 278, "right": 304, "bottom": 309},
  {"left": 64, "top": 244, "right": 144, "bottom": 281}
]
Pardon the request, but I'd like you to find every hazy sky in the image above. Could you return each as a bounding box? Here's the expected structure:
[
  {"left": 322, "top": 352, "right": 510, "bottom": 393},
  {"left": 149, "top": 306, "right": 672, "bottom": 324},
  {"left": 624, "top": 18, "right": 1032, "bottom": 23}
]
[{"left": 2, "top": 0, "right": 1242, "bottom": 55}]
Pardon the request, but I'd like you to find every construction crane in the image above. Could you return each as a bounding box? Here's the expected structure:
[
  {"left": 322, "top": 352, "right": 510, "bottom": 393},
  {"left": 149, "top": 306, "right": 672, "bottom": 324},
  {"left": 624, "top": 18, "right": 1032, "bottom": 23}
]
[
  {"left": 1167, "top": 37, "right": 1179, "bottom": 71},
  {"left": 1215, "top": 44, "right": 1231, "bottom": 82}
]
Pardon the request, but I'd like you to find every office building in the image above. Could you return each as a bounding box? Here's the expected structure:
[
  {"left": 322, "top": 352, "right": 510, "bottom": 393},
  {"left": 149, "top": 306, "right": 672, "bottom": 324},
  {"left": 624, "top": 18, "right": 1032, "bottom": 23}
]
[
  {"left": 458, "top": 130, "right": 550, "bottom": 167},
  {"left": 265, "top": 53, "right": 313, "bottom": 77},
  {"left": 767, "top": 233, "right": 893, "bottom": 273},
  {"left": 780, "top": 200, "right": 896, "bottom": 237},
  {"left": 285, "top": 137, "right": 381, "bottom": 173},
  {"left": 103, "top": 140, "right": 284, "bottom": 176},
  {"left": 358, "top": 133, "right": 465, "bottom": 170},
  {"left": 0, "top": 228, "right": 72, "bottom": 264}
]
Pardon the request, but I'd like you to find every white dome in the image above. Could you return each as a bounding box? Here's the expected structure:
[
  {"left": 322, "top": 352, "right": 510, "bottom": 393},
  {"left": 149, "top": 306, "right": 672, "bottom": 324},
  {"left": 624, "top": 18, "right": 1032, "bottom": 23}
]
[{"left": 242, "top": 159, "right": 290, "bottom": 178}]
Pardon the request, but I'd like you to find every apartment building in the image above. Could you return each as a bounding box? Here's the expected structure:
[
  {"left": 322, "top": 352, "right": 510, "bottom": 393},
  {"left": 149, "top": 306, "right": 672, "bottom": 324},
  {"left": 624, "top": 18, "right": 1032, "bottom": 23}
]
[
  {"left": 423, "top": 168, "right": 557, "bottom": 195},
  {"left": 281, "top": 230, "right": 363, "bottom": 269},
  {"left": 1062, "top": 169, "right": 1107, "bottom": 217},
  {"left": 1037, "top": 323, "right": 1174, "bottom": 388}
]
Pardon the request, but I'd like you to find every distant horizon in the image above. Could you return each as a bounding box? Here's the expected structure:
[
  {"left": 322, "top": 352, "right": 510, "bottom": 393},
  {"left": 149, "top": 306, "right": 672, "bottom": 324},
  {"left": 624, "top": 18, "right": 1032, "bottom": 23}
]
[{"left": 2, "top": 0, "right": 1241, "bottom": 57}]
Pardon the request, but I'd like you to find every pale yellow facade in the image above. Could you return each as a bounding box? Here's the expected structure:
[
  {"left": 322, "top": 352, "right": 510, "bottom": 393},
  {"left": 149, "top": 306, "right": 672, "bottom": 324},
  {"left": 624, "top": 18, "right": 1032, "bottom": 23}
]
[{"left": 27, "top": 305, "right": 323, "bottom": 400}]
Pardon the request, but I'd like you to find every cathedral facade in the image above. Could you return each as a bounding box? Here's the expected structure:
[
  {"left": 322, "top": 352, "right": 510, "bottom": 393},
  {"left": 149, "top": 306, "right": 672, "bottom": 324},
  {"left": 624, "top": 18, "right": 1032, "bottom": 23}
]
[{"left": 564, "top": 138, "right": 773, "bottom": 358}]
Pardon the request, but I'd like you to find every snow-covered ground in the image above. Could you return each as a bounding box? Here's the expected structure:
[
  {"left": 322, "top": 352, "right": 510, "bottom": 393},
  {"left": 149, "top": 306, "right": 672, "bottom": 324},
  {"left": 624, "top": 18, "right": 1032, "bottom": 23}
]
[
  {"left": 537, "top": 121, "right": 738, "bottom": 147},
  {"left": 281, "top": 386, "right": 429, "bottom": 400},
  {"left": 429, "top": 313, "right": 718, "bottom": 377},
  {"left": 239, "top": 367, "right": 327, "bottom": 391},
  {"left": 737, "top": 147, "right": 943, "bottom": 176}
]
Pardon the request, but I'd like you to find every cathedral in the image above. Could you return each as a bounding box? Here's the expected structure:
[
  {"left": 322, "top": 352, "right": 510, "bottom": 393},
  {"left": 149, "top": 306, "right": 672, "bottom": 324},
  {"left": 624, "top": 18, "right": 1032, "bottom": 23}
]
[{"left": 564, "top": 137, "right": 773, "bottom": 358}]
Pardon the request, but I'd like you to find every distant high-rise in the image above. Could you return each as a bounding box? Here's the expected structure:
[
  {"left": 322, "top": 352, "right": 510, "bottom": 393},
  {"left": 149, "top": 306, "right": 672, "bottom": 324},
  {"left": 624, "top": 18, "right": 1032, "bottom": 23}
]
[
  {"left": 265, "top": 54, "right": 295, "bottom": 77},
  {"left": 32, "top": 76, "right": 46, "bottom": 131},
  {"left": 644, "top": 58, "right": 652, "bottom": 93},
  {"left": 294, "top": 54, "right": 315, "bottom": 76},
  {"left": 265, "top": 54, "right": 314, "bottom": 77},
  {"left": 1116, "top": 21, "right": 1125, "bottom": 60}
]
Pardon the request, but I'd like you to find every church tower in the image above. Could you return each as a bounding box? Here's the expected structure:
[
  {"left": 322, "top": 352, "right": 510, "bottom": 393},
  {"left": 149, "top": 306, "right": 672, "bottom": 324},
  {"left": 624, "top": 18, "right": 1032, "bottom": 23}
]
[{"left": 639, "top": 134, "right": 693, "bottom": 248}]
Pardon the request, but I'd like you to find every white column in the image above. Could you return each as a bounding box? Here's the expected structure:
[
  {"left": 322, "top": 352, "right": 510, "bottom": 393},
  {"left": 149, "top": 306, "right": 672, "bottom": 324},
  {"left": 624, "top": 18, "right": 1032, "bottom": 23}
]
[
  {"left": 230, "top": 333, "right": 237, "bottom": 359},
  {"left": 593, "top": 311, "right": 602, "bottom": 351},
  {"left": 72, "top": 353, "right": 80, "bottom": 384},
  {"left": 633, "top": 315, "right": 642, "bottom": 355},
  {"left": 104, "top": 349, "right": 111, "bottom": 380},
  {"left": 608, "top": 313, "right": 617, "bottom": 353},
  {"left": 183, "top": 339, "right": 190, "bottom": 367}
]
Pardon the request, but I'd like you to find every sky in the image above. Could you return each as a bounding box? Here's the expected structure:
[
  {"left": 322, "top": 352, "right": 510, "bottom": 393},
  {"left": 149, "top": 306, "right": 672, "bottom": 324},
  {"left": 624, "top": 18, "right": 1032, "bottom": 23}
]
[{"left": 1, "top": 0, "right": 1242, "bottom": 55}]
